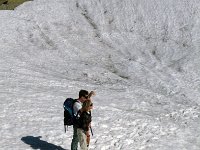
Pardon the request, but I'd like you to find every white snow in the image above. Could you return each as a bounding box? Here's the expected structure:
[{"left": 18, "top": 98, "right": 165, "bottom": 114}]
[{"left": 0, "top": 0, "right": 200, "bottom": 149}]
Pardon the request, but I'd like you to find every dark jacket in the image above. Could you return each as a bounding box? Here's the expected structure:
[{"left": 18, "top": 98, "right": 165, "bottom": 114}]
[{"left": 78, "top": 111, "right": 92, "bottom": 132}]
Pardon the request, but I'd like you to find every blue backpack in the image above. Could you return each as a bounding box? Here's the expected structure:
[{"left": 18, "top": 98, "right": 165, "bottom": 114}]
[{"left": 63, "top": 98, "right": 78, "bottom": 132}]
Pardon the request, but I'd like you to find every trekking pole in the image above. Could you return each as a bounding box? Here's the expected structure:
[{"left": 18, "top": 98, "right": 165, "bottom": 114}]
[
  {"left": 64, "top": 125, "right": 66, "bottom": 133},
  {"left": 90, "top": 126, "right": 93, "bottom": 136}
]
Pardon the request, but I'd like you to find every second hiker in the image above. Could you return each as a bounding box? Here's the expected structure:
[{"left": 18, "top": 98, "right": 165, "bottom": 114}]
[{"left": 71, "top": 90, "right": 95, "bottom": 150}]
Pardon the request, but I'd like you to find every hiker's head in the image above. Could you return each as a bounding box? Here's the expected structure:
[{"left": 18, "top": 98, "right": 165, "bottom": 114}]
[
  {"left": 79, "top": 90, "right": 89, "bottom": 102},
  {"left": 82, "top": 100, "right": 93, "bottom": 112}
]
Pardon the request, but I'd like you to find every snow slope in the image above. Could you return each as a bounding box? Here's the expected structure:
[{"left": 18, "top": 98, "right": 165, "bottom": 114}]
[{"left": 0, "top": 0, "right": 200, "bottom": 149}]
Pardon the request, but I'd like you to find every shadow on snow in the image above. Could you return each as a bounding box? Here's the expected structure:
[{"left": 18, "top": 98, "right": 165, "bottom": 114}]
[{"left": 21, "top": 136, "right": 67, "bottom": 150}]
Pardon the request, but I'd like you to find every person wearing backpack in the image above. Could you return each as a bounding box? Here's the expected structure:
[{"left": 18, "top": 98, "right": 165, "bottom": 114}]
[
  {"left": 71, "top": 90, "right": 95, "bottom": 150},
  {"left": 77, "top": 100, "right": 93, "bottom": 150}
]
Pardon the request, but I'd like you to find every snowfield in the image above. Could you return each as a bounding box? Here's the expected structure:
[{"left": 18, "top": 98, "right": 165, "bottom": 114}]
[{"left": 0, "top": 0, "right": 200, "bottom": 149}]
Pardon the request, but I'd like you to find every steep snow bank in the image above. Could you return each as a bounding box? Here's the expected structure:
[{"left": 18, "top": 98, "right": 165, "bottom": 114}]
[{"left": 0, "top": 0, "right": 200, "bottom": 149}]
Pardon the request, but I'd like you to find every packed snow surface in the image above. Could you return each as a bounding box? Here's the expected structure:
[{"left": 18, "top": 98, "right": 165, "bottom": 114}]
[{"left": 0, "top": 0, "right": 200, "bottom": 149}]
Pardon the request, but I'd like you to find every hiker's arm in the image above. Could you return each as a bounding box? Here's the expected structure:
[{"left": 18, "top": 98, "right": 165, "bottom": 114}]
[
  {"left": 79, "top": 108, "right": 83, "bottom": 113},
  {"left": 88, "top": 91, "right": 96, "bottom": 100},
  {"left": 73, "top": 102, "right": 82, "bottom": 115},
  {"left": 86, "top": 130, "right": 90, "bottom": 146}
]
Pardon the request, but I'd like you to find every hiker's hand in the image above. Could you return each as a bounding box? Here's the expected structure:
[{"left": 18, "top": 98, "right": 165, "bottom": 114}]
[
  {"left": 89, "top": 91, "right": 95, "bottom": 98},
  {"left": 90, "top": 91, "right": 95, "bottom": 96},
  {"left": 88, "top": 123, "right": 91, "bottom": 128}
]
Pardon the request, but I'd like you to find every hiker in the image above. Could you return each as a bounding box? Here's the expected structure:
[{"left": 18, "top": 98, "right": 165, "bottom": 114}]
[
  {"left": 71, "top": 90, "right": 95, "bottom": 150},
  {"left": 77, "top": 100, "right": 93, "bottom": 150}
]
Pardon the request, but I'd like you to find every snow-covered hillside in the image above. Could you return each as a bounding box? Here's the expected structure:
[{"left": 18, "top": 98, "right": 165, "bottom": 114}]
[{"left": 0, "top": 0, "right": 200, "bottom": 149}]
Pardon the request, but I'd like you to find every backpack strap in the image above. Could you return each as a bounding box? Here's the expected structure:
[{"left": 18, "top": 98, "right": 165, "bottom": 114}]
[
  {"left": 77, "top": 110, "right": 81, "bottom": 116},
  {"left": 72, "top": 99, "right": 78, "bottom": 118}
]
